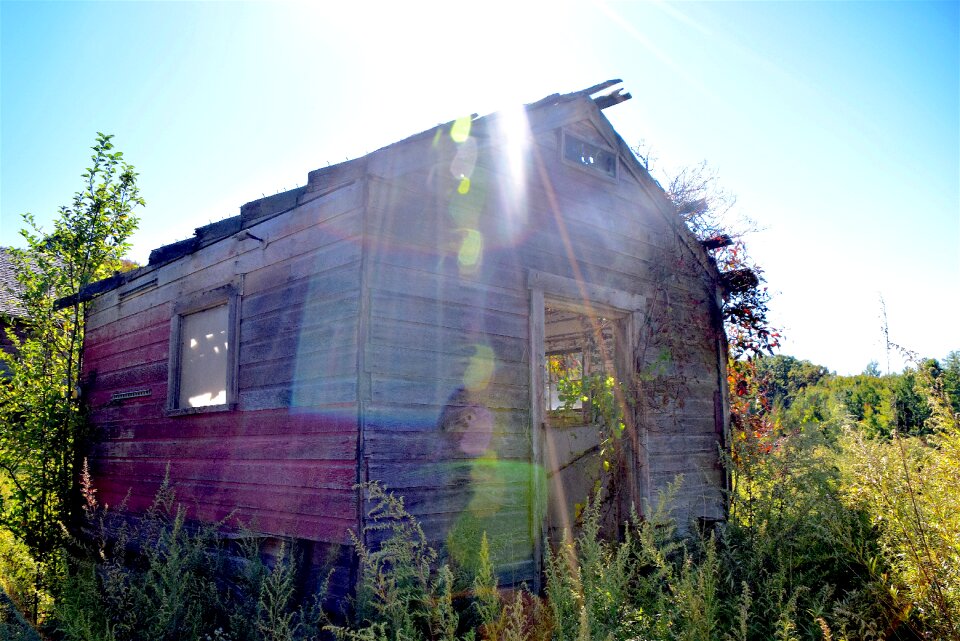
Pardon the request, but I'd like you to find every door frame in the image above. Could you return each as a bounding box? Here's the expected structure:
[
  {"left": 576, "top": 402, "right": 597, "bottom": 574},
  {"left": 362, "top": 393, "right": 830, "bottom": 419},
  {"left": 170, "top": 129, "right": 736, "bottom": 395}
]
[{"left": 527, "top": 270, "right": 647, "bottom": 588}]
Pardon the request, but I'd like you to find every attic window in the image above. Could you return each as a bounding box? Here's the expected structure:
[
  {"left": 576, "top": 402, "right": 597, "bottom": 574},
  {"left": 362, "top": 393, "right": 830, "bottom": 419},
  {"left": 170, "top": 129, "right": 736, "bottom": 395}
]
[
  {"left": 167, "top": 284, "right": 239, "bottom": 415},
  {"left": 562, "top": 131, "right": 617, "bottom": 180}
]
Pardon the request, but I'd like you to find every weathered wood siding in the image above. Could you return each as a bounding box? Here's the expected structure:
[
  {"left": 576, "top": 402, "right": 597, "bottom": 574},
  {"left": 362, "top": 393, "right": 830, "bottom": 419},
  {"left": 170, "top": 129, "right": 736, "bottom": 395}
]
[
  {"left": 84, "top": 176, "right": 366, "bottom": 591},
  {"left": 360, "top": 97, "right": 726, "bottom": 584}
]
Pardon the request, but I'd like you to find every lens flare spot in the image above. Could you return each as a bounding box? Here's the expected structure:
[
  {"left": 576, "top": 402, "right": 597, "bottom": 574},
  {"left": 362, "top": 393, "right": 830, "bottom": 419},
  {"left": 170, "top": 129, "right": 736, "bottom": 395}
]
[
  {"left": 457, "top": 177, "right": 471, "bottom": 195},
  {"left": 450, "top": 116, "right": 472, "bottom": 143},
  {"left": 458, "top": 229, "right": 483, "bottom": 270},
  {"left": 464, "top": 344, "right": 495, "bottom": 391},
  {"left": 450, "top": 137, "right": 478, "bottom": 180}
]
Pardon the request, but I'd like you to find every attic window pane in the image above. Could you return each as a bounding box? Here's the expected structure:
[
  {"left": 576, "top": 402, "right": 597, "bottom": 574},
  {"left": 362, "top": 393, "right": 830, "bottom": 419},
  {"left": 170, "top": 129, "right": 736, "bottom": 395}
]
[
  {"left": 178, "top": 304, "right": 229, "bottom": 408},
  {"left": 563, "top": 133, "right": 617, "bottom": 178}
]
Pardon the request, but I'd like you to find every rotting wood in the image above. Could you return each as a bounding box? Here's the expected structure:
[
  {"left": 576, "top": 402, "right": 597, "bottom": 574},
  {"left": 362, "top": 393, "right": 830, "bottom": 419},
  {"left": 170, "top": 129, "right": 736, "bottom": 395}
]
[{"left": 528, "top": 285, "right": 545, "bottom": 591}]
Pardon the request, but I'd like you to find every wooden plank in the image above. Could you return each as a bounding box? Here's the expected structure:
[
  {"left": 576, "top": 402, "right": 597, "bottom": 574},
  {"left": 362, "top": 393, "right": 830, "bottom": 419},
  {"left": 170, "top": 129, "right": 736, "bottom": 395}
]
[
  {"left": 387, "top": 158, "right": 666, "bottom": 252},
  {"left": 92, "top": 478, "right": 358, "bottom": 543},
  {"left": 241, "top": 263, "right": 361, "bottom": 319},
  {"left": 365, "top": 221, "right": 528, "bottom": 285},
  {"left": 367, "top": 459, "right": 532, "bottom": 491},
  {"left": 648, "top": 452, "right": 721, "bottom": 475},
  {"left": 370, "top": 229, "right": 659, "bottom": 301},
  {"left": 528, "top": 286, "right": 545, "bottom": 591},
  {"left": 368, "top": 263, "right": 527, "bottom": 314},
  {"left": 364, "top": 429, "right": 529, "bottom": 462},
  {"left": 89, "top": 397, "right": 167, "bottom": 425},
  {"left": 368, "top": 318, "right": 527, "bottom": 363},
  {"left": 241, "top": 231, "right": 363, "bottom": 296},
  {"left": 239, "top": 378, "right": 357, "bottom": 411},
  {"left": 89, "top": 340, "right": 167, "bottom": 378},
  {"left": 371, "top": 480, "right": 532, "bottom": 516},
  {"left": 363, "top": 343, "right": 528, "bottom": 388},
  {"left": 366, "top": 178, "right": 666, "bottom": 297},
  {"left": 239, "top": 341, "right": 358, "bottom": 388},
  {"left": 94, "top": 408, "right": 359, "bottom": 441},
  {"left": 529, "top": 270, "right": 645, "bottom": 313},
  {"left": 86, "top": 206, "right": 363, "bottom": 333},
  {"left": 85, "top": 303, "right": 172, "bottom": 346},
  {"left": 93, "top": 432, "right": 357, "bottom": 461},
  {"left": 370, "top": 290, "right": 526, "bottom": 339},
  {"left": 370, "top": 375, "right": 527, "bottom": 410},
  {"left": 366, "top": 127, "right": 459, "bottom": 180},
  {"left": 240, "top": 290, "right": 358, "bottom": 340},
  {"left": 102, "top": 458, "right": 356, "bottom": 489},
  {"left": 240, "top": 321, "right": 358, "bottom": 366},
  {"left": 363, "top": 403, "right": 528, "bottom": 433},
  {"left": 153, "top": 185, "right": 365, "bottom": 289},
  {"left": 91, "top": 362, "right": 167, "bottom": 392},
  {"left": 84, "top": 316, "right": 169, "bottom": 364},
  {"left": 646, "top": 432, "right": 721, "bottom": 451}
]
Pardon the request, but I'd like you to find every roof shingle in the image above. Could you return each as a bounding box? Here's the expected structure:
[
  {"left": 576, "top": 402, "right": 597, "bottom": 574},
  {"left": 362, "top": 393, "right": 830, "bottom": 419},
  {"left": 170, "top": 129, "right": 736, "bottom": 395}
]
[{"left": 0, "top": 248, "right": 26, "bottom": 318}]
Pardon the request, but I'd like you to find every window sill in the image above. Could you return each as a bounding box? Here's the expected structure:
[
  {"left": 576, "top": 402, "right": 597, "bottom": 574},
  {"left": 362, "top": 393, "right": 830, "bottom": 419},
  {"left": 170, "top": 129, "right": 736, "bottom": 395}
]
[{"left": 165, "top": 403, "right": 236, "bottom": 417}]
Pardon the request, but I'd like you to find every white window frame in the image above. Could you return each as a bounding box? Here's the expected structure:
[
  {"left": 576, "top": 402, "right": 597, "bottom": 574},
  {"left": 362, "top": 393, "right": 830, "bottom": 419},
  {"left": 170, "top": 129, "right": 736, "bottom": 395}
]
[{"left": 166, "top": 283, "right": 240, "bottom": 415}]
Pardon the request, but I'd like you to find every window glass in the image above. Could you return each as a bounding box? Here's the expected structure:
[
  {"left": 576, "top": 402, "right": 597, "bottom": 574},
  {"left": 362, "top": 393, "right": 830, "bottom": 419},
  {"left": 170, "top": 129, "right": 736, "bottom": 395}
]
[
  {"left": 178, "top": 304, "right": 229, "bottom": 408},
  {"left": 563, "top": 133, "right": 617, "bottom": 178}
]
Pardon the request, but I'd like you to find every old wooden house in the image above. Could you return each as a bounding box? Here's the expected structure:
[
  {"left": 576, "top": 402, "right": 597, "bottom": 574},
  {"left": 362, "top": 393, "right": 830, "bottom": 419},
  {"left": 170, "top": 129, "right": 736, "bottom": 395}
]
[{"left": 78, "top": 81, "right": 729, "bottom": 595}]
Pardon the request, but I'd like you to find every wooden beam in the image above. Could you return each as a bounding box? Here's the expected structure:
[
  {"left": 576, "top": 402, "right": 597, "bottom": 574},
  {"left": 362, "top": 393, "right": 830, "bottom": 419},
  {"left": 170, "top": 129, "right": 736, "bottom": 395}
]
[{"left": 594, "top": 88, "right": 632, "bottom": 110}]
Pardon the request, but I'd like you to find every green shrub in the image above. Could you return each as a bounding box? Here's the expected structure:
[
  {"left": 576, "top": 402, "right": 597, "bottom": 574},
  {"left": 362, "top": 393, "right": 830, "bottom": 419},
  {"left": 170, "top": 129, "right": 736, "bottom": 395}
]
[
  {"left": 52, "top": 474, "right": 324, "bottom": 641},
  {"left": 329, "top": 482, "right": 473, "bottom": 641},
  {"left": 840, "top": 424, "right": 960, "bottom": 638}
]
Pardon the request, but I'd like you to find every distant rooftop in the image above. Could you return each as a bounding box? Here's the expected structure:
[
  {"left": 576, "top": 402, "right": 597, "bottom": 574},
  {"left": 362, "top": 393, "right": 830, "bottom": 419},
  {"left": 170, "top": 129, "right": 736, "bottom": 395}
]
[{"left": 0, "top": 248, "right": 26, "bottom": 318}]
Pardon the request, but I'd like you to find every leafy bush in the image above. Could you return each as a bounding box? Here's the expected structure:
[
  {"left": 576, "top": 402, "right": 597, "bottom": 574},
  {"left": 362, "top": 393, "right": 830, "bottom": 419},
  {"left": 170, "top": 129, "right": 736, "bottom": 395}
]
[
  {"left": 840, "top": 424, "right": 960, "bottom": 638},
  {"left": 52, "top": 473, "right": 325, "bottom": 641}
]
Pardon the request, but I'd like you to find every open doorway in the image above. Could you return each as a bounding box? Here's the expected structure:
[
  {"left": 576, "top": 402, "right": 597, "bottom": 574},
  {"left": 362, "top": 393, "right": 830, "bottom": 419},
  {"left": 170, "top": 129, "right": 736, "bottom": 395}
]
[
  {"left": 527, "top": 271, "right": 646, "bottom": 583},
  {"left": 542, "top": 304, "right": 624, "bottom": 545}
]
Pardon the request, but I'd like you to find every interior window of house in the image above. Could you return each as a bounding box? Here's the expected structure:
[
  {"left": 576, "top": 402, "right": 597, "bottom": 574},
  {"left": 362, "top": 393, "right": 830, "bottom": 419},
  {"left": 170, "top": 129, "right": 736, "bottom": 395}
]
[
  {"left": 177, "top": 304, "right": 229, "bottom": 408},
  {"left": 545, "top": 350, "right": 584, "bottom": 412}
]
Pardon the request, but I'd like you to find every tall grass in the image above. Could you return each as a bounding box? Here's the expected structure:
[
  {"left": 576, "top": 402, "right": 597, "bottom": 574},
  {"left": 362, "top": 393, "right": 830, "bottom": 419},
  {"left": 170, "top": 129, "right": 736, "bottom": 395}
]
[
  {"left": 51, "top": 472, "right": 326, "bottom": 641},
  {"left": 4, "top": 412, "right": 956, "bottom": 641}
]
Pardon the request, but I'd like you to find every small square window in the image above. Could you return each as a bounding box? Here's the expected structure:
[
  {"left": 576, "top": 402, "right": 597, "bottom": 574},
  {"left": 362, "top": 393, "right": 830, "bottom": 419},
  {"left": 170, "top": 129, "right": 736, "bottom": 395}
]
[
  {"left": 167, "top": 285, "right": 239, "bottom": 414},
  {"left": 562, "top": 131, "right": 618, "bottom": 180}
]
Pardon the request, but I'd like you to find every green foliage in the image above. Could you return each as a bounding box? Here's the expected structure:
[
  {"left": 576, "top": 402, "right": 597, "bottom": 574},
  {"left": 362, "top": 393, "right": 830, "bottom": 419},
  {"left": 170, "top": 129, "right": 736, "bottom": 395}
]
[
  {"left": 754, "top": 355, "right": 829, "bottom": 411},
  {"left": 472, "top": 533, "right": 500, "bottom": 629},
  {"left": 52, "top": 475, "right": 326, "bottom": 641},
  {"left": 329, "top": 482, "right": 476, "bottom": 641},
  {"left": 0, "top": 522, "right": 44, "bottom": 619},
  {"left": 661, "top": 161, "right": 780, "bottom": 358},
  {"left": 0, "top": 133, "right": 144, "bottom": 620},
  {"left": 348, "top": 482, "right": 438, "bottom": 636},
  {"left": 0, "top": 587, "right": 40, "bottom": 641},
  {"left": 23, "top": 418, "right": 959, "bottom": 641},
  {"left": 840, "top": 421, "right": 960, "bottom": 638},
  {"left": 753, "top": 351, "right": 960, "bottom": 441}
]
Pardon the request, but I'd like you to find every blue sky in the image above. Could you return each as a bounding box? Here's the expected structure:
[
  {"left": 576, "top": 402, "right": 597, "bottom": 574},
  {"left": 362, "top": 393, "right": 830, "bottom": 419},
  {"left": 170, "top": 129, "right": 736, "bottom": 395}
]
[{"left": 1, "top": 1, "right": 957, "bottom": 374}]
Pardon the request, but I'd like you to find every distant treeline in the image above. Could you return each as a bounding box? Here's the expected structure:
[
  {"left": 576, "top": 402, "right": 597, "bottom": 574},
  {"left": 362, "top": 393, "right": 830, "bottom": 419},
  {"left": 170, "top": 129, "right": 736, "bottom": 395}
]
[{"left": 755, "top": 352, "right": 960, "bottom": 438}]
